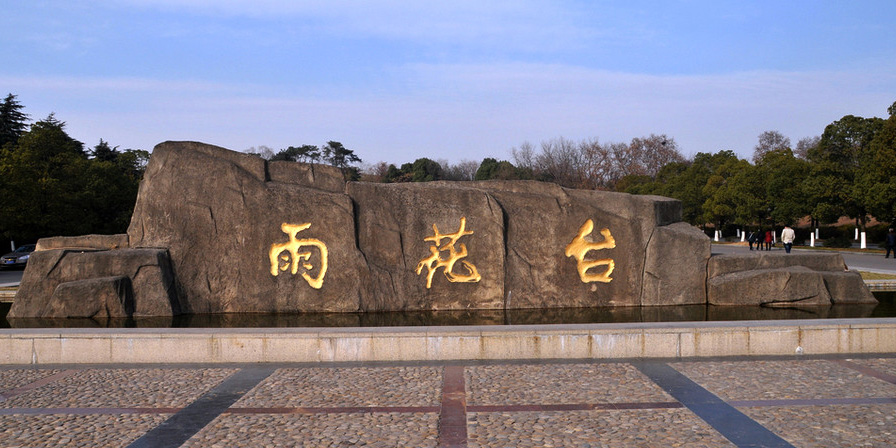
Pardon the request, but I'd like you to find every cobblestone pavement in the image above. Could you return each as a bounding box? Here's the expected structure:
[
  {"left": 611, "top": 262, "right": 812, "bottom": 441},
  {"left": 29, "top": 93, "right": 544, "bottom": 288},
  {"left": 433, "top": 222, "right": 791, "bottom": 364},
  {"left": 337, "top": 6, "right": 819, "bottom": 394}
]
[{"left": 2, "top": 355, "right": 896, "bottom": 447}]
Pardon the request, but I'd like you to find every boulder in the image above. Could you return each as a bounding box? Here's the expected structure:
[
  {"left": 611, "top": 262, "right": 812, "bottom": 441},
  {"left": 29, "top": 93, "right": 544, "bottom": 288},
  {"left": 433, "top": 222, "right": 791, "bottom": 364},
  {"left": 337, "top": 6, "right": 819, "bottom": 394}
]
[
  {"left": 641, "top": 222, "right": 711, "bottom": 305},
  {"left": 347, "top": 181, "right": 505, "bottom": 310},
  {"left": 267, "top": 160, "right": 345, "bottom": 193},
  {"left": 9, "top": 249, "right": 179, "bottom": 318},
  {"left": 45, "top": 276, "right": 134, "bottom": 318},
  {"left": 17, "top": 140, "right": 875, "bottom": 317},
  {"left": 35, "top": 234, "right": 129, "bottom": 251},
  {"left": 708, "top": 252, "right": 846, "bottom": 278},
  {"left": 821, "top": 271, "right": 878, "bottom": 304},
  {"left": 708, "top": 266, "right": 832, "bottom": 306},
  {"left": 705, "top": 252, "right": 875, "bottom": 306},
  {"left": 127, "top": 141, "right": 367, "bottom": 314},
  {"left": 456, "top": 181, "right": 701, "bottom": 308}
]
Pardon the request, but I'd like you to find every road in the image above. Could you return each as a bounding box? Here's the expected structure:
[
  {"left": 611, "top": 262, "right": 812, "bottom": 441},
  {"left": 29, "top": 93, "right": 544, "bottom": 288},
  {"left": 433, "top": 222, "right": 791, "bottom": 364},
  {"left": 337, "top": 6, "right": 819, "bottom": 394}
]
[
  {"left": 0, "top": 269, "right": 23, "bottom": 287},
  {"left": 711, "top": 243, "right": 896, "bottom": 274}
]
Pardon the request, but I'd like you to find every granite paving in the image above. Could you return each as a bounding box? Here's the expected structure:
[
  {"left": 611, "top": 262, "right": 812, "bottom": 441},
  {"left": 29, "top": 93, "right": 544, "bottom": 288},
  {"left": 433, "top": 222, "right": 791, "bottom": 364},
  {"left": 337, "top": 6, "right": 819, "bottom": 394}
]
[{"left": 2, "top": 356, "right": 896, "bottom": 447}]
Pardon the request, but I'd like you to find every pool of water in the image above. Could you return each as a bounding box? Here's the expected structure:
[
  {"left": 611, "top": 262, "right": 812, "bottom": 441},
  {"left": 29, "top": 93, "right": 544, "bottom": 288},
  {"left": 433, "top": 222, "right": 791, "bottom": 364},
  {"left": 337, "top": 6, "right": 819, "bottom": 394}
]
[{"left": 2, "top": 292, "right": 894, "bottom": 328}]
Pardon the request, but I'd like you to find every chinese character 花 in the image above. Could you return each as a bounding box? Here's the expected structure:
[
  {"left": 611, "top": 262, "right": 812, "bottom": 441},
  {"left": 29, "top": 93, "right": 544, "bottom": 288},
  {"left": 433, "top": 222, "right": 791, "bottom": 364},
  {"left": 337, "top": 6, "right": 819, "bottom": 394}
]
[{"left": 416, "top": 217, "right": 482, "bottom": 289}]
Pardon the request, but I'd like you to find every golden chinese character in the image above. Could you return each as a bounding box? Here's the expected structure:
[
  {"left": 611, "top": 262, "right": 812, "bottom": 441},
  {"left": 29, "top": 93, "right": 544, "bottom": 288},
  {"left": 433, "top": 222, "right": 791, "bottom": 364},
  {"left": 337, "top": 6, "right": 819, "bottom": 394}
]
[
  {"left": 269, "top": 223, "right": 329, "bottom": 289},
  {"left": 415, "top": 217, "right": 482, "bottom": 289},
  {"left": 565, "top": 219, "right": 616, "bottom": 283}
]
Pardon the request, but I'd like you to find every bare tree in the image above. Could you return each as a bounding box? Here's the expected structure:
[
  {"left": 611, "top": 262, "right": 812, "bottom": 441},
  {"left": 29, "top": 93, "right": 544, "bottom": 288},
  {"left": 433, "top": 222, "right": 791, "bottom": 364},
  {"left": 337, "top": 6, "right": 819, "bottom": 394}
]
[
  {"left": 535, "top": 137, "right": 587, "bottom": 188},
  {"left": 360, "top": 161, "right": 390, "bottom": 182},
  {"left": 511, "top": 141, "right": 537, "bottom": 172},
  {"left": 440, "top": 159, "right": 479, "bottom": 181},
  {"left": 631, "top": 134, "right": 684, "bottom": 178},
  {"left": 794, "top": 135, "right": 820, "bottom": 160},
  {"left": 753, "top": 131, "right": 791, "bottom": 163},
  {"left": 579, "top": 138, "right": 613, "bottom": 189},
  {"left": 244, "top": 145, "right": 275, "bottom": 160}
]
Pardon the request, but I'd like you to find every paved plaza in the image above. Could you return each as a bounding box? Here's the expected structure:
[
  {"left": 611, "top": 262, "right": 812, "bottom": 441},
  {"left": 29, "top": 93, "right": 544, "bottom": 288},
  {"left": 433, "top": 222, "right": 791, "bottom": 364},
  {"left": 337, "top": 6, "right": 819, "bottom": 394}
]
[{"left": 2, "top": 355, "right": 896, "bottom": 447}]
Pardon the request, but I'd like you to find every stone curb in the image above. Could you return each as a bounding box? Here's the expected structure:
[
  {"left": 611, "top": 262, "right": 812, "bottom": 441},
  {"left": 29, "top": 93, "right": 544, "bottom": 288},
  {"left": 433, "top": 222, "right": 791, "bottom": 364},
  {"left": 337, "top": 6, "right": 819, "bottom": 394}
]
[
  {"left": 2, "top": 319, "right": 896, "bottom": 365},
  {"left": 864, "top": 280, "right": 896, "bottom": 291}
]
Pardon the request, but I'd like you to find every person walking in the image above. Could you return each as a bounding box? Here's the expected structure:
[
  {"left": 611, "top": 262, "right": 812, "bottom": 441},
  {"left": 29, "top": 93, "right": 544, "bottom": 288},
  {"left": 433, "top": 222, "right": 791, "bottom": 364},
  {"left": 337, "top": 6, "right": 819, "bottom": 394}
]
[
  {"left": 764, "top": 229, "right": 773, "bottom": 251},
  {"left": 781, "top": 225, "right": 795, "bottom": 253},
  {"left": 748, "top": 230, "right": 757, "bottom": 250},
  {"left": 886, "top": 228, "right": 896, "bottom": 258}
]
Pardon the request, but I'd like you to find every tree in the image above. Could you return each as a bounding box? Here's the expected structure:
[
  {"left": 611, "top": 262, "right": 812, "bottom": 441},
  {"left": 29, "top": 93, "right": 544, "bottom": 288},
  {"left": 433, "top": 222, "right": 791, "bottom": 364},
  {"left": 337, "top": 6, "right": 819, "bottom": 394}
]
[
  {"left": 271, "top": 144, "right": 320, "bottom": 163},
  {"left": 806, "top": 115, "right": 885, "bottom": 228},
  {"left": 322, "top": 141, "right": 362, "bottom": 181},
  {"left": 753, "top": 130, "right": 791, "bottom": 163},
  {"left": 406, "top": 158, "right": 443, "bottom": 182},
  {"left": 440, "top": 159, "right": 479, "bottom": 181},
  {"left": 855, "top": 112, "right": 896, "bottom": 223},
  {"left": 90, "top": 139, "right": 120, "bottom": 162},
  {"left": 0, "top": 93, "right": 29, "bottom": 148},
  {"left": 245, "top": 145, "right": 275, "bottom": 160},
  {"left": 624, "top": 134, "right": 685, "bottom": 179},
  {"left": 794, "top": 136, "right": 820, "bottom": 160},
  {"left": 474, "top": 158, "right": 523, "bottom": 180},
  {"left": 0, "top": 115, "right": 90, "bottom": 239},
  {"left": 758, "top": 149, "right": 810, "bottom": 226},
  {"left": 0, "top": 114, "right": 143, "bottom": 241}
]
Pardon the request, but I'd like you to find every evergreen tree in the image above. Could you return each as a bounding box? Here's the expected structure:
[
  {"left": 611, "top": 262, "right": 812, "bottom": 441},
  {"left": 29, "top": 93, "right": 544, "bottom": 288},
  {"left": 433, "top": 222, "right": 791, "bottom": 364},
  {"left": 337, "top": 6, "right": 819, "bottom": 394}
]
[{"left": 0, "top": 93, "right": 30, "bottom": 148}]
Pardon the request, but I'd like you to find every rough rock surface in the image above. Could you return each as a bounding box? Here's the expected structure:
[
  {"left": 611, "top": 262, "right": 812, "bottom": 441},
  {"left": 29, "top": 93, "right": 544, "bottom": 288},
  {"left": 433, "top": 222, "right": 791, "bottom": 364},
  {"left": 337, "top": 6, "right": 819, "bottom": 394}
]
[
  {"left": 642, "top": 222, "right": 711, "bottom": 305},
  {"left": 706, "top": 253, "right": 876, "bottom": 306},
  {"left": 35, "top": 234, "right": 129, "bottom": 251},
  {"left": 457, "top": 181, "right": 696, "bottom": 308},
  {"left": 9, "top": 249, "right": 179, "bottom": 318},
  {"left": 708, "top": 252, "right": 846, "bottom": 278},
  {"left": 46, "top": 276, "right": 134, "bottom": 318},
  {"left": 14, "top": 141, "right": 877, "bottom": 316},
  {"left": 127, "top": 141, "right": 367, "bottom": 314},
  {"left": 347, "top": 182, "right": 505, "bottom": 310},
  {"left": 822, "top": 271, "right": 878, "bottom": 304},
  {"left": 708, "top": 266, "right": 832, "bottom": 306}
]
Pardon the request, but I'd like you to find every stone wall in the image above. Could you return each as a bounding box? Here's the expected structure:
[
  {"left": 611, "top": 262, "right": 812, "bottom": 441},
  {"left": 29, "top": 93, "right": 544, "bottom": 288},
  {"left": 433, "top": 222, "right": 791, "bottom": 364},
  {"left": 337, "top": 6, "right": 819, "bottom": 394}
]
[{"left": 9, "top": 141, "right": 875, "bottom": 318}]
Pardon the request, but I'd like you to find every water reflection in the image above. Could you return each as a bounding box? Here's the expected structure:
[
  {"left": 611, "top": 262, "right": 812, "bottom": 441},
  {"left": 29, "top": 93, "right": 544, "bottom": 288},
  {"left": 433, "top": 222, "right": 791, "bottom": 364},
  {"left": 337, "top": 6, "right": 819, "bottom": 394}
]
[{"left": 2, "top": 292, "right": 894, "bottom": 329}]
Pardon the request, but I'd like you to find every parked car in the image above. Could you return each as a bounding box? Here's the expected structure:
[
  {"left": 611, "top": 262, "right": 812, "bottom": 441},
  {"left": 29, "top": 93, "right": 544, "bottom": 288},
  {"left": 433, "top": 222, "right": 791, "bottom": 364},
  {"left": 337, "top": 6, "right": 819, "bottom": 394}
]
[{"left": 0, "top": 244, "right": 35, "bottom": 269}]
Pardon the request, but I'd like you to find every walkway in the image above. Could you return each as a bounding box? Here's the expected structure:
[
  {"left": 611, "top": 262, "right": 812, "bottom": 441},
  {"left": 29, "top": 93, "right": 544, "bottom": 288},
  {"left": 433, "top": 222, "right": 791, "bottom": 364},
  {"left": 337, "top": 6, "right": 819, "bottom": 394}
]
[{"left": 3, "top": 355, "right": 896, "bottom": 447}]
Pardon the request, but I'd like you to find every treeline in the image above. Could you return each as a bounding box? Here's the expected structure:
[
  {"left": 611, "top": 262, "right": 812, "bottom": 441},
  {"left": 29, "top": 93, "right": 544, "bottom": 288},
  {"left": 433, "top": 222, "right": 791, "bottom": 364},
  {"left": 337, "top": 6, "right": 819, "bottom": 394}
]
[
  {"left": 354, "top": 101, "right": 896, "bottom": 232},
  {"left": 623, "top": 103, "right": 896, "bottom": 231},
  {"left": 357, "top": 134, "right": 685, "bottom": 189},
  {"left": 3, "top": 90, "right": 893, "bottom": 244},
  {"left": 0, "top": 94, "right": 148, "bottom": 243}
]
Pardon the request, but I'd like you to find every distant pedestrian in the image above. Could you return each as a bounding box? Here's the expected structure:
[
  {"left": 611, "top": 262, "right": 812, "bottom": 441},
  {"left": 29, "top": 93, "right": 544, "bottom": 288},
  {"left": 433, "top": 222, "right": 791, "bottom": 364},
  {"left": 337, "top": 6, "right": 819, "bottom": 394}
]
[
  {"left": 764, "top": 229, "right": 773, "bottom": 251},
  {"left": 781, "top": 225, "right": 795, "bottom": 253},
  {"left": 886, "top": 228, "right": 896, "bottom": 259},
  {"left": 748, "top": 231, "right": 758, "bottom": 250}
]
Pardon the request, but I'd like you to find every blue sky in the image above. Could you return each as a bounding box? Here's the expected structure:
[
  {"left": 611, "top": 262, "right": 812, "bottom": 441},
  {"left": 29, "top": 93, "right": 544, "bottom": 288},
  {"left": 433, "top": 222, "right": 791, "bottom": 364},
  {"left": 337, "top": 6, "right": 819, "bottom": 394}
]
[{"left": 4, "top": 1, "right": 895, "bottom": 165}]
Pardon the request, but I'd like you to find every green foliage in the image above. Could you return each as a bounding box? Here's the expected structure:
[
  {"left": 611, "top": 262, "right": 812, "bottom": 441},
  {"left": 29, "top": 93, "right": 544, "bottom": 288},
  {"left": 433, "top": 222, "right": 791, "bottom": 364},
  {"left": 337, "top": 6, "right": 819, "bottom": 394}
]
[
  {"left": 386, "top": 158, "right": 443, "bottom": 182},
  {"left": 823, "top": 234, "right": 852, "bottom": 248},
  {"left": 474, "top": 158, "right": 525, "bottom": 180},
  {"left": 854, "top": 114, "right": 896, "bottom": 223},
  {"left": 0, "top": 93, "right": 29, "bottom": 148},
  {"left": 0, "top": 115, "right": 143, "bottom": 241},
  {"left": 271, "top": 144, "right": 320, "bottom": 163},
  {"left": 322, "top": 141, "right": 362, "bottom": 180}
]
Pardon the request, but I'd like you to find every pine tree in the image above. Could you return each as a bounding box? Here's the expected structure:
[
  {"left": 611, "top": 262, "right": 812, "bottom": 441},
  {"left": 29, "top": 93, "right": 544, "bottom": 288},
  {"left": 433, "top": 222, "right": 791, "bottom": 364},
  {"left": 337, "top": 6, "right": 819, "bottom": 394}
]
[{"left": 0, "top": 93, "right": 30, "bottom": 148}]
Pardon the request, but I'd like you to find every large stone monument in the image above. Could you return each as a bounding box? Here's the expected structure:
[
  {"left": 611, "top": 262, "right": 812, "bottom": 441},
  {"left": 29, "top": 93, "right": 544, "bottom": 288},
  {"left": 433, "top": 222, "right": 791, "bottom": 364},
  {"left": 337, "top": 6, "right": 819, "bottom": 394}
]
[{"left": 8, "top": 141, "right": 876, "bottom": 319}]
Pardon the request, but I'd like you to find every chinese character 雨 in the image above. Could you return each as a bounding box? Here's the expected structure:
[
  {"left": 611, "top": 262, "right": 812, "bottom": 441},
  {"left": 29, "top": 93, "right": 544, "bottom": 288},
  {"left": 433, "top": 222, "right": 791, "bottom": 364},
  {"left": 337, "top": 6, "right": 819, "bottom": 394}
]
[{"left": 269, "top": 223, "right": 329, "bottom": 289}]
